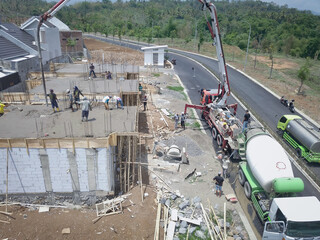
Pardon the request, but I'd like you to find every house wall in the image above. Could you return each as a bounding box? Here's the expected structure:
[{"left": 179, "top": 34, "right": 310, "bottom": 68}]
[
  {"left": 0, "top": 147, "right": 115, "bottom": 195},
  {"left": 143, "top": 48, "right": 165, "bottom": 67},
  {"left": 60, "top": 31, "right": 84, "bottom": 57},
  {"left": 41, "top": 27, "right": 62, "bottom": 64}
]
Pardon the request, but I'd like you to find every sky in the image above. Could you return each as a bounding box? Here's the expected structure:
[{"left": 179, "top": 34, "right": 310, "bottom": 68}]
[{"left": 261, "top": 0, "right": 320, "bottom": 14}]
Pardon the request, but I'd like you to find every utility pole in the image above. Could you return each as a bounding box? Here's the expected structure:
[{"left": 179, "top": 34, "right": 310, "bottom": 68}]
[
  {"left": 244, "top": 21, "right": 251, "bottom": 72},
  {"left": 194, "top": 20, "right": 197, "bottom": 52}
]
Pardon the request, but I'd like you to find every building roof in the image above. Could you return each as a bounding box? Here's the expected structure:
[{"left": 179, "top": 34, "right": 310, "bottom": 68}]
[
  {"left": 0, "top": 23, "right": 37, "bottom": 51},
  {"left": 273, "top": 196, "right": 320, "bottom": 222},
  {"left": 48, "top": 17, "right": 70, "bottom": 30},
  {"left": 141, "top": 45, "right": 168, "bottom": 51},
  {"left": 21, "top": 16, "right": 56, "bottom": 30},
  {"left": 0, "top": 36, "right": 29, "bottom": 60}
]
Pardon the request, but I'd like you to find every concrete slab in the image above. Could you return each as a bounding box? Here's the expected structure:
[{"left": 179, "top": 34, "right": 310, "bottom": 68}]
[
  {"left": 57, "top": 63, "right": 139, "bottom": 74},
  {"left": 29, "top": 77, "right": 138, "bottom": 95},
  {"left": 0, "top": 104, "right": 137, "bottom": 138}
]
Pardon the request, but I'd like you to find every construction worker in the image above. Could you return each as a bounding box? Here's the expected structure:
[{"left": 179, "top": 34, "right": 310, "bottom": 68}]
[
  {"left": 102, "top": 96, "right": 110, "bottom": 110},
  {"left": 48, "top": 89, "right": 59, "bottom": 112},
  {"left": 66, "top": 89, "right": 74, "bottom": 112},
  {"left": 174, "top": 113, "right": 179, "bottom": 129},
  {"left": 0, "top": 101, "right": 5, "bottom": 117},
  {"left": 242, "top": 110, "right": 251, "bottom": 132},
  {"left": 106, "top": 71, "right": 112, "bottom": 79},
  {"left": 76, "top": 97, "right": 91, "bottom": 122},
  {"left": 73, "top": 86, "right": 84, "bottom": 110},
  {"left": 222, "top": 157, "right": 230, "bottom": 178},
  {"left": 143, "top": 95, "right": 148, "bottom": 111},
  {"left": 89, "top": 63, "right": 96, "bottom": 78},
  {"left": 181, "top": 112, "right": 185, "bottom": 130},
  {"left": 116, "top": 96, "right": 124, "bottom": 109},
  {"left": 213, "top": 172, "right": 224, "bottom": 197}
]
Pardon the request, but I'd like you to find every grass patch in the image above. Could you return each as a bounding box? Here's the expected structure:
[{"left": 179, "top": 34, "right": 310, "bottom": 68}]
[
  {"left": 167, "top": 85, "right": 188, "bottom": 101},
  {"left": 191, "top": 121, "right": 201, "bottom": 129},
  {"left": 167, "top": 86, "right": 184, "bottom": 92},
  {"left": 152, "top": 73, "right": 160, "bottom": 77}
]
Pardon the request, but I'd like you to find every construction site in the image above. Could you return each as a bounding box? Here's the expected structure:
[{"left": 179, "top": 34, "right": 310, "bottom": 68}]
[{"left": 0, "top": 37, "right": 252, "bottom": 239}]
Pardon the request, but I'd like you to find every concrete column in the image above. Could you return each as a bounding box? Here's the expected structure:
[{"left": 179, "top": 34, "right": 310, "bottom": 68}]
[
  {"left": 39, "top": 149, "right": 52, "bottom": 192},
  {"left": 67, "top": 149, "right": 81, "bottom": 204},
  {"left": 39, "top": 149, "right": 53, "bottom": 204},
  {"left": 86, "top": 149, "right": 97, "bottom": 205}
]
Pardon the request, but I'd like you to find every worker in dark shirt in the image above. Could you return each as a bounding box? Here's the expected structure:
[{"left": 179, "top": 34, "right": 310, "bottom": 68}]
[
  {"left": 213, "top": 172, "right": 224, "bottom": 197},
  {"left": 48, "top": 89, "right": 59, "bottom": 113},
  {"left": 242, "top": 109, "right": 251, "bottom": 132}
]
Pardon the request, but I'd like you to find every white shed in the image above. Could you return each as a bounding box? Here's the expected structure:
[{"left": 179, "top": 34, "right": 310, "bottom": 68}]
[{"left": 141, "top": 45, "right": 168, "bottom": 67}]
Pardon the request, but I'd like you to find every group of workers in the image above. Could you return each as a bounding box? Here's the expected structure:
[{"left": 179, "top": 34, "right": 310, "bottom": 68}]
[
  {"left": 173, "top": 112, "right": 186, "bottom": 130},
  {"left": 102, "top": 95, "right": 124, "bottom": 110},
  {"left": 89, "top": 63, "right": 113, "bottom": 80},
  {"left": 48, "top": 86, "right": 91, "bottom": 122}
]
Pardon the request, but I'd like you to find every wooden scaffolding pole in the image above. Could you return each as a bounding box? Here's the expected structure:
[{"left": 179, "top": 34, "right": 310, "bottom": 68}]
[
  {"left": 127, "top": 136, "right": 131, "bottom": 191},
  {"left": 118, "top": 136, "right": 124, "bottom": 193},
  {"left": 6, "top": 147, "right": 9, "bottom": 213}
]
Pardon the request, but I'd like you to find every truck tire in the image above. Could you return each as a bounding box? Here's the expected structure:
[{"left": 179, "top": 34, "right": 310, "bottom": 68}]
[
  {"left": 212, "top": 127, "right": 217, "bottom": 140},
  {"left": 296, "top": 148, "right": 302, "bottom": 158},
  {"left": 238, "top": 169, "right": 246, "bottom": 186},
  {"left": 201, "top": 111, "right": 205, "bottom": 120},
  {"left": 244, "top": 181, "right": 252, "bottom": 199},
  {"left": 217, "top": 134, "right": 223, "bottom": 146}
]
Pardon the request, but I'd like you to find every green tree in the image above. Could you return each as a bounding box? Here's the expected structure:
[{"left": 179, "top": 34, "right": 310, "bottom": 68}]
[
  {"left": 198, "top": 32, "right": 204, "bottom": 52},
  {"left": 297, "top": 58, "right": 311, "bottom": 94}
]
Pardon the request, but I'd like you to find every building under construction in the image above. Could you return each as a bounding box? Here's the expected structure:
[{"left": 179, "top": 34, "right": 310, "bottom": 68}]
[{"left": 0, "top": 62, "right": 142, "bottom": 205}]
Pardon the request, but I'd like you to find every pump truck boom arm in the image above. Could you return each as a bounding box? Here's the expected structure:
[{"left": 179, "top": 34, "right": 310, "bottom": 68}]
[
  {"left": 41, "top": 0, "right": 71, "bottom": 22},
  {"left": 37, "top": 0, "right": 71, "bottom": 106},
  {"left": 198, "top": 0, "right": 230, "bottom": 106}
]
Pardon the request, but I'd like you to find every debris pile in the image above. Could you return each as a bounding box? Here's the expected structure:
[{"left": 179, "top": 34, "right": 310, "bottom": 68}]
[{"left": 153, "top": 188, "right": 248, "bottom": 240}]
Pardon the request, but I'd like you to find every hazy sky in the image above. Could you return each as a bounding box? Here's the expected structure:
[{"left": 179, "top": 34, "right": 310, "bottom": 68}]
[{"left": 261, "top": 0, "right": 320, "bottom": 13}]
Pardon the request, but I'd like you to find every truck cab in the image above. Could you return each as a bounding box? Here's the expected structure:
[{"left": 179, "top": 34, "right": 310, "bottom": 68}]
[{"left": 263, "top": 196, "right": 320, "bottom": 239}]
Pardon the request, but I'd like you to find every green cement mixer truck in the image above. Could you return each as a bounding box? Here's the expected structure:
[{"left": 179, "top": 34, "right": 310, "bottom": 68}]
[
  {"left": 237, "top": 125, "right": 320, "bottom": 239},
  {"left": 277, "top": 115, "right": 320, "bottom": 163}
]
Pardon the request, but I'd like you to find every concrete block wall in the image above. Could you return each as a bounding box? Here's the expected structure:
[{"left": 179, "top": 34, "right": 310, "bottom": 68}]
[{"left": 0, "top": 147, "right": 115, "bottom": 195}]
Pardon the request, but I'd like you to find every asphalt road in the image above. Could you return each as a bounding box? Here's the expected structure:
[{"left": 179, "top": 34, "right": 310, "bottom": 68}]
[{"left": 85, "top": 35, "right": 320, "bottom": 236}]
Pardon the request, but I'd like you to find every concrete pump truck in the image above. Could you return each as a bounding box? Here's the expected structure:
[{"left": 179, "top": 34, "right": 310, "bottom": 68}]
[{"left": 184, "top": 1, "right": 320, "bottom": 239}]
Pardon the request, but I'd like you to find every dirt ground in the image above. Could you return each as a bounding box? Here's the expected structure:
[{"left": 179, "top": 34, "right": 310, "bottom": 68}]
[
  {"left": 84, "top": 38, "right": 144, "bottom": 66},
  {"left": 0, "top": 187, "right": 157, "bottom": 240}
]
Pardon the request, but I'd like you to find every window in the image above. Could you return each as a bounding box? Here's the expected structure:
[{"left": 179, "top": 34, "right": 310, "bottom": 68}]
[
  {"left": 266, "top": 222, "right": 284, "bottom": 233},
  {"left": 275, "top": 209, "right": 286, "bottom": 222},
  {"left": 279, "top": 116, "right": 287, "bottom": 123},
  {"left": 40, "top": 30, "right": 46, "bottom": 43}
]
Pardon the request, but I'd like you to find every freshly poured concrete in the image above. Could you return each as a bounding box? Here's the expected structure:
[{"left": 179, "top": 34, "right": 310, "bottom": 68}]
[
  {"left": 1, "top": 104, "right": 137, "bottom": 138},
  {"left": 29, "top": 76, "right": 138, "bottom": 94}
]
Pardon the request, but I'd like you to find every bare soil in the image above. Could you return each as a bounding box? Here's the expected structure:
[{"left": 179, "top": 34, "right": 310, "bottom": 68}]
[
  {"left": 0, "top": 186, "right": 157, "bottom": 240},
  {"left": 84, "top": 38, "right": 144, "bottom": 66}
]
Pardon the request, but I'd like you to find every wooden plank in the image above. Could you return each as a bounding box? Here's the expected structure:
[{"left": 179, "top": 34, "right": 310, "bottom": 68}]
[
  {"left": 171, "top": 209, "right": 178, "bottom": 221},
  {"left": 154, "top": 201, "right": 161, "bottom": 240},
  {"left": 179, "top": 216, "right": 201, "bottom": 226},
  {"left": 166, "top": 221, "right": 175, "bottom": 240},
  {"left": 200, "top": 203, "right": 214, "bottom": 240}
]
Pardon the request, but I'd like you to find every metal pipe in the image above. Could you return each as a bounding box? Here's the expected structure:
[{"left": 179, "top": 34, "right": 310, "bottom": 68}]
[{"left": 37, "top": 20, "right": 48, "bottom": 106}]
